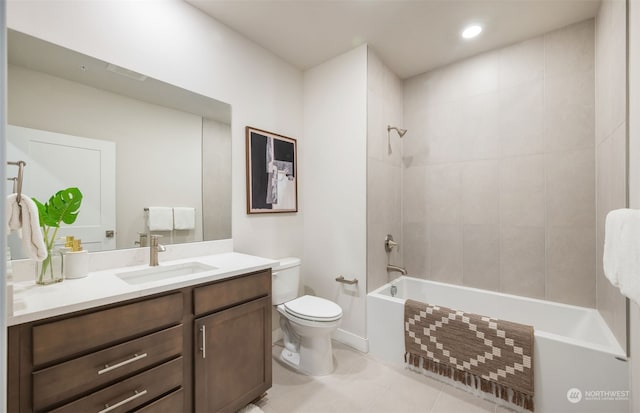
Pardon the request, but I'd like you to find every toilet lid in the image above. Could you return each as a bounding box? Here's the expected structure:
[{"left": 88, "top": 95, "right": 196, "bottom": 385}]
[{"left": 284, "top": 295, "right": 343, "bottom": 322}]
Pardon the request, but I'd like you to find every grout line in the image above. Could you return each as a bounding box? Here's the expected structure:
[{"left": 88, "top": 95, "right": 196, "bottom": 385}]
[
  {"left": 543, "top": 29, "right": 549, "bottom": 302},
  {"left": 429, "top": 388, "right": 445, "bottom": 413}
]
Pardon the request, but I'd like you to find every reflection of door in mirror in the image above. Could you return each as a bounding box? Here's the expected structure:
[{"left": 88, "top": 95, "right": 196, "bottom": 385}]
[{"left": 6, "top": 125, "right": 116, "bottom": 257}]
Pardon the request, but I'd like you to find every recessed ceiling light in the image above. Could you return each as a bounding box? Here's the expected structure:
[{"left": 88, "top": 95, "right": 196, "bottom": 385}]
[{"left": 462, "top": 25, "right": 483, "bottom": 39}]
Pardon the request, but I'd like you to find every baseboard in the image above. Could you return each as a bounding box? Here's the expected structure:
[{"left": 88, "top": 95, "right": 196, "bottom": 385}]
[
  {"left": 272, "top": 327, "right": 283, "bottom": 344},
  {"left": 333, "top": 328, "right": 369, "bottom": 353}
]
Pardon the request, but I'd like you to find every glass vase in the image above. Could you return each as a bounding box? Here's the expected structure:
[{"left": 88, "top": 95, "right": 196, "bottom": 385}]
[{"left": 36, "top": 248, "right": 64, "bottom": 285}]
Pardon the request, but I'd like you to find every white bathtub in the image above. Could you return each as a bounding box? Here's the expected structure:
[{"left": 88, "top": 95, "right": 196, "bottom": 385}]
[{"left": 367, "top": 276, "right": 629, "bottom": 413}]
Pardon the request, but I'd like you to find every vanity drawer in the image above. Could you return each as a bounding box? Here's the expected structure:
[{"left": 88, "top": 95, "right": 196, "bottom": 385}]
[
  {"left": 32, "top": 292, "right": 183, "bottom": 367},
  {"left": 134, "top": 388, "right": 184, "bottom": 413},
  {"left": 194, "top": 270, "right": 270, "bottom": 316},
  {"left": 32, "top": 325, "right": 183, "bottom": 411},
  {"left": 49, "top": 357, "right": 183, "bottom": 413}
]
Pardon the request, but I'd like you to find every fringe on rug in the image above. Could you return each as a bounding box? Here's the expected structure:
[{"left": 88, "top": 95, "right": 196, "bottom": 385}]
[{"left": 405, "top": 352, "right": 534, "bottom": 412}]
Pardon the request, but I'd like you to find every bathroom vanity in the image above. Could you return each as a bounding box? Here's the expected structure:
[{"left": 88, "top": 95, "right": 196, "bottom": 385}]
[{"left": 7, "top": 253, "right": 274, "bottom": 413}]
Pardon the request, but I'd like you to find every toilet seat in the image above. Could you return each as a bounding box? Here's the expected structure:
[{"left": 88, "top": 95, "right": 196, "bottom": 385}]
[{"left": 283, "top": 295, "right": 342, "bottom": 322}]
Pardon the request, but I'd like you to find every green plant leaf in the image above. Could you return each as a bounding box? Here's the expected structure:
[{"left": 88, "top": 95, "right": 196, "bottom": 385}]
[
  {"left": 32, "top": 197, "right": 57, "bottom": 227},
  {"left": 34, "top": 187, "right": 83, "bottom": 229}
]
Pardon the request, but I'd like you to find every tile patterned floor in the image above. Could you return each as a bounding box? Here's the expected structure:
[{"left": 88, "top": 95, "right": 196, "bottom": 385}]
[{"left": 257, "top": 342, "right": 516, "bottom": 413}]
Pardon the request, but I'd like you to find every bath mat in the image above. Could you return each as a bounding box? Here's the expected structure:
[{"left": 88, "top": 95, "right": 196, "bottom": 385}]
[{"left": 404, "top": 299, "right": 534, "bottom": 411}]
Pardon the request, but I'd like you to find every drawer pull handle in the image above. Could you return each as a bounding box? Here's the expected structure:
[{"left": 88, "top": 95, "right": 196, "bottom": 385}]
[
  {"left": 200, "top": 325, "right": 206, "bottom": 359},
  {"left": 98, "top": 353, "right": 148, "bottom": 375},
  {"left": 98, "top": 389, "right": 147, "bottom": 413}
]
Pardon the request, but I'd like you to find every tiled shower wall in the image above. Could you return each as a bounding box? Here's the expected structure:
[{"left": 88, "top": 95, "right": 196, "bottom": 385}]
[
  {"left": 402, "top": 20, "right": 597, "bottom": 307},
  {"left": 595, "top": 0, "right": 627, "bottom": 349},
  {"left": 367, "top": 48, "right": 403, "bottom": 292}
]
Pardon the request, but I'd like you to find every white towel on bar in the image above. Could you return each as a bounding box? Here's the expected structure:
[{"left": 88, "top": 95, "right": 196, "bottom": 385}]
[
  {"left": 146, "top": 207, "right": 173, "bottom": 231},
  {"left": 603, "top": 208, "right": 640, "bottom": 306},
  {"left": 6, "top": 194, "right": 47, "bottom": 261},
  {"left": 173, "top": 207, "right": 195, "bottom": 230}
]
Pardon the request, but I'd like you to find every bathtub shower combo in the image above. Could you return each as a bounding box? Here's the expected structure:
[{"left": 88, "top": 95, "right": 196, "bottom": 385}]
[{"left": 367, "top": 276, "right": 629, "bottom": 413}]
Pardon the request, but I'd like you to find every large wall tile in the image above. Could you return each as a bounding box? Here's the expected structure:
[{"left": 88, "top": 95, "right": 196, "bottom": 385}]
[
  {"left": 499, "top": 80, "right": 544, "bottom": 157},
  {"left": 462, "top": 224, "right": 500, "bottom": 291},
  {"left": 402, "top": 105, "right": 429, "bottom": 167},
  {"left": 498, "top": 37, "right": 544, "bottom": 89},
  {"left": 595, "top": 0, "right": 627, "bottom": 142},
  {"left": 452, "top": 51, "right": 500, "bottom": 99},
  {"left": 501, "top": 226, "right": 546, "bottom": 298},
  {"left": 500, "top": 155, "right": 546, "bottom": 227},
  {"left": 462, "top": 160, "right": 499, "bottom": 225},
  {"left": 367, "top": 159, "right": 402, "bottom": 292},
  {"left": 428, "top": 223, "right": 463, "bottom": 284},
  {"left": 402, "top": 165, "right": 427, "bottom": 224},
  {"left": 546, "top": 148, "right": 595, "bottom": 227},
  {"left": 545, "top": 19, "right": 595, "bottom": 78},
  {"left": 402, "top": 222, "right": 428, "bottom": 278},
  {"left": 459, "top": 92, "right": 500, "bottom": 161},
  {"left": 425, "top": 163, "right": 462, "bottom": 224},
  {"left": 611, "top": 124, "right": 628, "bottom": 212},
  {"left": 546, "top": 226, "right": 596, "bottom": 307},
  {"left": 544, "top": 70, "right": 595, "bottom": 152},
  {"left": 424, "top": 101, "right": 463, "bottom": 164}
]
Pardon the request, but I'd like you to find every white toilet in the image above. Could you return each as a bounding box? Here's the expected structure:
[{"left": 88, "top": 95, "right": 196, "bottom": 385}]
[{"left": 272, "top": 257, "right": 343, "bottom": 376}]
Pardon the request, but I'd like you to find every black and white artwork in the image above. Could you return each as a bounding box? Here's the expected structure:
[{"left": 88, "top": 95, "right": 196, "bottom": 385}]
[{"left": 246, "top": 126, "right": 298, "bottom": 214}]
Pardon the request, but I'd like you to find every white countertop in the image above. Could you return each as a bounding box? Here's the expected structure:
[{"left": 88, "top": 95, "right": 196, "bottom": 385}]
[{"left": 8, "top": 252, "right": 278, "bottom": 326}]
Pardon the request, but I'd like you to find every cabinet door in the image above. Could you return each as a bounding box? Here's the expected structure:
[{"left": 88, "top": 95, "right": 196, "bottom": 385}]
[{"left": 194, "top": 296, "right": 271, "bottom": 413}]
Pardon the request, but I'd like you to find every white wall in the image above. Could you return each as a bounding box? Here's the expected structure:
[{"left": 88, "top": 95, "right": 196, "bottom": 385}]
[
  {"left": 6, "top": 0, "right": 304, "bottom": 260},
  {"left": 628, "top": 0, "right": 640, "bottom": 410},
  {"left": 303, "top": 45, "right": 368, "bottom": 349}
]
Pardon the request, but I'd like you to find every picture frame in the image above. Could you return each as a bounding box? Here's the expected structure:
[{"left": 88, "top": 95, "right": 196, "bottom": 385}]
[{"left": 245, "top": 126, "right": 298, "bottom": 214}]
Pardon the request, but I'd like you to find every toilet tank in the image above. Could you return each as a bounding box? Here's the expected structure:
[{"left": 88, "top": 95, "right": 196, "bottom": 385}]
[{"left": 272, "top": 257, "right": 301, "bottom": 305}]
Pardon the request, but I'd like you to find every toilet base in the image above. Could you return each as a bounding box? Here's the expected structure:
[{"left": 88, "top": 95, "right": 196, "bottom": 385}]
[
  {"left": 279, "top": 334, "right": 335, "bottom": 376},
  {"left": 280, "top": 347, "right": 301, "bottom": 368}
]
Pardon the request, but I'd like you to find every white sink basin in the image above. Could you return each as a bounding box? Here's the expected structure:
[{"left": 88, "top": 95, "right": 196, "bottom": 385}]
[{"left": 116, "top": 262, "right": 217, "bottom": 285}]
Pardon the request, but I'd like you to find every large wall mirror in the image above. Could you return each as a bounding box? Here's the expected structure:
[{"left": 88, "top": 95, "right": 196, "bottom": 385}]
[{"left": 6, "top": 30, "right": 231, "bottom": 256}]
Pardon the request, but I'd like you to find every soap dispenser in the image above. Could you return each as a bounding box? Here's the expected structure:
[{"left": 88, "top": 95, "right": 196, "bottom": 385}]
[{"left": 63, "top": 239, "right": 89, "bottom": 279}]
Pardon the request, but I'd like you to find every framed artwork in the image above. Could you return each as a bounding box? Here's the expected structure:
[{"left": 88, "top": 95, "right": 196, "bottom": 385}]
[{"left": 245, "top": 126, "right": 298, "bottom": 214}]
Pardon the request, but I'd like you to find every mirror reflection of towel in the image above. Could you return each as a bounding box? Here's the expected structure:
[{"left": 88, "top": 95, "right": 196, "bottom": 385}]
[
  {"left": 6, "top": 194, "right": 47, "bottom": 261},
  {"left": 173, "top": 207, "right": 195, "bottom": 230},
  {"left": 146, "top": 207, "right": 173, "bottom": 231}
]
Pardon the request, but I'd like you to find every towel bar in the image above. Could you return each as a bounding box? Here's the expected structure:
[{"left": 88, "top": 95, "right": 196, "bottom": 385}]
[
  {"left": 7, "top": 160, "right": 26, "bottom": 205},
  {"left": 335, "top": 275, "right": 358, "bottom": 285}
]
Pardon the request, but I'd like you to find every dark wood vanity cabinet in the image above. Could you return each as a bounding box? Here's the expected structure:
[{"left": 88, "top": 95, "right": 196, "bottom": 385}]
[
  {"left": 193, "top": 271, "right": 272, "bottom": 413},
  {"left": 7, "top": 269, "right": 272, "bottom": 413}
]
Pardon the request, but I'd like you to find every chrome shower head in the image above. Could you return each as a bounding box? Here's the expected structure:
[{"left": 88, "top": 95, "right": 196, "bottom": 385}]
[{"left": 387, "top": 125, "right": 407, "bottom": 138}]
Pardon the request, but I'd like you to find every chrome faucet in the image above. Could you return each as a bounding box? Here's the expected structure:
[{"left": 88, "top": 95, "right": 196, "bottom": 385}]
[
  {"left": 387, "top": 264, "right": 407, "bottom": 275},
  {"left": 149, "top": 234, "right": 166, "bottom": 266}
]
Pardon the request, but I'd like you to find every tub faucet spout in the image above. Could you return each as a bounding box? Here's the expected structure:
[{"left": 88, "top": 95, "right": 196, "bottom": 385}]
[{"left": 387, "top": 264, "right": 407, "bottom": 275}]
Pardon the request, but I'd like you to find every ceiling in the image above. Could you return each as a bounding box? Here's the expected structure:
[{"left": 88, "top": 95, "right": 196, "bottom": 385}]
[{"left": 186, "top": 0, "right": 601, "bottom": 79}]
